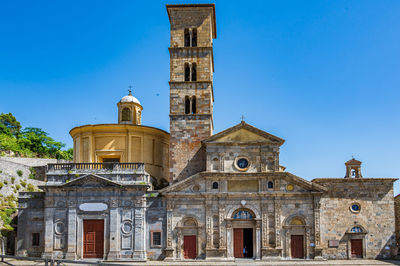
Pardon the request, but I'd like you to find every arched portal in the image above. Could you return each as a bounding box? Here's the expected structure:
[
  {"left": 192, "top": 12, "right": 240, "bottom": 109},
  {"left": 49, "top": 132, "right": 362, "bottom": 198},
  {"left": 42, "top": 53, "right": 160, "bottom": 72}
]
[
  {"left": 177, "top": 217, "right": 200, "bottom": 260},
  {"left": 230, "top": 208, "right": 257, "bottom": 259},
  {"left": 283, "top": 215, "right": 309, "bottom": 259}
]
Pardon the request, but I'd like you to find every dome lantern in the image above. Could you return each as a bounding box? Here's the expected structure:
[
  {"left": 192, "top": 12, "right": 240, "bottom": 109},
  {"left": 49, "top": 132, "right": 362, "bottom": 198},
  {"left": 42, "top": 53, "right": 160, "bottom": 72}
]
[{"left": 117, "top": 88, "right": 143, "bottom": 125}]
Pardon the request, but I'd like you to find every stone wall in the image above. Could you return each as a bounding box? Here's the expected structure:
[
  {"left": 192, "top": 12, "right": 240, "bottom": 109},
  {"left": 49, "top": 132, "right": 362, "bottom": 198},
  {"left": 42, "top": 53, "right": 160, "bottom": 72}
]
[
  {"left": 314, "top": 178, "right": 397, "bottom": 259},
  {"left": 395, "top": 195, "right": 400, "bottom": 248}
]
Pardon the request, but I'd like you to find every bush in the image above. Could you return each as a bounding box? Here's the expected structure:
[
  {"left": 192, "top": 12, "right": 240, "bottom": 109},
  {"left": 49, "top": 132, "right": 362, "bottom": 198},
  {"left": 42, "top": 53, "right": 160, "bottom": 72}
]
[
  {"left": 75, "top": 174, "right": 80, "bottom": 178},
  {"left": 27, "top": 183, "right": 35, "bottom": 192},
  {"left": 0, "top": 182, "right": 3, "bottom": 189},
  {"left": 11, "top": 177, "right": 15, "bottom": 184},
  {"left": 16, "top": 170, "right": 23, "bottom": 177},
  {"left": 15, "top": 184, "right": 21, "bottom": 190},
  {"left": 20, "top": 180, "right": 26, "bottom": 187},
  {"left": 29, "top": 168, "right": 36, "bottom": 179},
  {"left": 13, "top": 189, "right": 17, "bottom": 194},
  {"left": 3, "top": 180, "right": 8, "bottom": 185}
]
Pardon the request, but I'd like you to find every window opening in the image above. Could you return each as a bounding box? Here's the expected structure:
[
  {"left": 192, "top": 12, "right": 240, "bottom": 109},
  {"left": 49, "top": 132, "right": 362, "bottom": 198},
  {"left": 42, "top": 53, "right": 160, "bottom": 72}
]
[
  {"left": 212, "top": 182, "right": 218, "bottom": 189},
  {"left": 192, "top": 28, "right": 197, "bottom": 47},
  {"left": 185, "top": 96, "right": 190, "bottom": 114},
  {"left": 191, "top": 63, "right": 197, "bottom": 81},
  {"left": 121, "top": 108, "right": 131, "bottom": 121},
  {"left": 184, "top": 28, "right": 190, "bottom": 47},
  {"left": 191, "top": 96, "right": 196, "bottom": 114}
]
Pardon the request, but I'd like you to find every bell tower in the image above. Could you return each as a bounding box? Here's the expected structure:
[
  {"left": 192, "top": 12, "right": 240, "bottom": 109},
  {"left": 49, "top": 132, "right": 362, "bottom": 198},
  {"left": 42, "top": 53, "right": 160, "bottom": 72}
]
[{"left": 166, "top": 4, "right": 216, "bottom": 181}]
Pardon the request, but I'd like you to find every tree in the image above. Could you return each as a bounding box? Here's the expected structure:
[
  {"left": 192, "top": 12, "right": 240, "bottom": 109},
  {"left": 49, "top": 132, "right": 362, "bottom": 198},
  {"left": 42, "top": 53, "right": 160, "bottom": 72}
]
[{"left": 0, "top": 113, "right": 21, "bottom": 137}]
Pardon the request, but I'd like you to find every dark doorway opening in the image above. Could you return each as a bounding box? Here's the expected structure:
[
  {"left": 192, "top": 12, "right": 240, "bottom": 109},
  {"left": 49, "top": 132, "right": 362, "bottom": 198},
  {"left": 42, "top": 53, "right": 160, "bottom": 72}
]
[
  {"left": 243, "top": 228, "right": 253, "bottom": 258},
  {"left": 233, "top": 228, "right": 253, "bottom": 258}
]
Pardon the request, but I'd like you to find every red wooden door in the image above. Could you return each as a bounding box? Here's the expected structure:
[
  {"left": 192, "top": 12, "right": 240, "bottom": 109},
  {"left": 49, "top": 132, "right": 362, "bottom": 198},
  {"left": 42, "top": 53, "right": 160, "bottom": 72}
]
[
  {"left": 234, "top": 228, "right": 244, "bottom": 258},
  {"left": 351, "top": 239, "right": 363, "bottom": 258},
  {"left": 183, "top": 235, "right": 196, "bottom": 259},
  {"left": 83, "top": 220, "right": 104, "bottom": 258},
  {"left": 291, "top": 235, "right": 304, "bottom": 259}
]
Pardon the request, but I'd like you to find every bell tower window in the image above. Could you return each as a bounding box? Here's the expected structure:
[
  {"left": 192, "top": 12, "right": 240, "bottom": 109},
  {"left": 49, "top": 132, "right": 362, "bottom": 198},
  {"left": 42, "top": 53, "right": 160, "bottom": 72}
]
[
  {"left": 191, "top": 63, "right": 197, "bottom": 81},
  {"left": 184, "top": 28, "right": 197, "bottom": 47},
  {"left": 192, "top": 29, "right": 197, "bottom": 47},
  {"left": 121, "top": 108, "right": 131, "bottom": 121},
  {"left": 184, "top": 28, "right": 190, "bottom": 47},
  {"left": 185, "top": 96, "right": 190, "bottom": 114},
  {"left": 191, "top": 96, "right": 196, "bottom": 114},
  {"left": 185, "top": 63, "right": 190, "bottom": 81}
]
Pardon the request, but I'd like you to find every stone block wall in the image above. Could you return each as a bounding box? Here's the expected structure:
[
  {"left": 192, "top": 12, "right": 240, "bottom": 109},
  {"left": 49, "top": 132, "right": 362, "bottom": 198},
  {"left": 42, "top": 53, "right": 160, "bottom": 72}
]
[
  {"left": 16, "top": 192, "right": 45, "bottom": 257},
  {"left": 314, "top": 179, "right": 397, "bottom": 259},
  {"left": 395, "top": 195, "right": 400, "bottom": 247}
]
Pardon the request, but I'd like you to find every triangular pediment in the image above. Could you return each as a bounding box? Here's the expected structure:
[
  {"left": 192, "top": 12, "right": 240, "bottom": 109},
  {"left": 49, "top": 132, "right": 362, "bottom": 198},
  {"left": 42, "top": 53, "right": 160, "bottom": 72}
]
[
  {"left": 203, "top": 121, "right": 285, "bottom": 145},
  {"left": 62, "top": 174, "right": 120, "bottom": 188}
]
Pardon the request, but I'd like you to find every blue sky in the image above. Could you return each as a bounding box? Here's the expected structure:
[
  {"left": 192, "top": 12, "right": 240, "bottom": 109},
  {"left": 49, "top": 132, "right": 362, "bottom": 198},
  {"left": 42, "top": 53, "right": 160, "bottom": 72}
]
[{"left": 1, "top": 1, "right": 400, "bottom": 193}]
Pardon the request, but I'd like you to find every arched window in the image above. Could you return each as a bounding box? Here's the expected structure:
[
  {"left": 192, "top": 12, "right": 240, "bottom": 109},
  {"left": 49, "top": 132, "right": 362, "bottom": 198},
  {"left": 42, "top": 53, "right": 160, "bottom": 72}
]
[
  {"left": 211, "top": 157, "right": 219, "bottom": 171},
  {"left": 184, "top": 28, "right": 190, "bottom": 47},
  {"left": 267, "top": 181, "right": 274, "bottom": 189},
  {"left": 191, "top": 96, "right": 196, "bottom": 114},
  {"left": 184, "top": 63, "right": 190, "bottom": 81},
  {"left": 232, "top": 209, "right": 255, "bottom": 219},
  {"left": 185, "top": 96, "right": 190, "bottom": 114},
  {"left": 350, "top": 226, "right": 363, "bottom": 233},
  {"left": 191, "top": 63, "right": 197, "bottom": 81},
  {"left": 121, "top": 108, "right": 131, "bottom": 121},
  {"left": 212, "top": 182, "right": 218, "bottom": 189},
  {"left": 192, "top": 28, "right": 197, "bottom": 47},
  {"left": 351, "top": 169, "right": 356, "bottom": 177}
]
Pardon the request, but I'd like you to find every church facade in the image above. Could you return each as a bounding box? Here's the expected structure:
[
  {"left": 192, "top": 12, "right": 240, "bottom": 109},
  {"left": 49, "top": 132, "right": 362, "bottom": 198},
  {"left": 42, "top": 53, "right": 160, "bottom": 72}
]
[{"left": 16, "top": 4, "right": 397, "bottom": 261}]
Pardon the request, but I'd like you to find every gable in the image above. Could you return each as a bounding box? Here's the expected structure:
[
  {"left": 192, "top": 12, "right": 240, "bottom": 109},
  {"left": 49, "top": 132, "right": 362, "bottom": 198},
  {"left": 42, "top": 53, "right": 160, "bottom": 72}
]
[
  {"left": 203, "top": 121, "right": 285, "bottom": 145},
  {"left": 214, "top": 128, "right": 270, "bottom": 143},
  {"left": 62, "top": 174, "right": 121, "bottom": 188}
]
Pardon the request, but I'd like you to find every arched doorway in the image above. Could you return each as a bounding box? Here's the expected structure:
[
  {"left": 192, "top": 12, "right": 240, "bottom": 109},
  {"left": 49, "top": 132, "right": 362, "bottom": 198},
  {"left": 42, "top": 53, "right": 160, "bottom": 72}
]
[
  {"left": 231, "top": 208, "right": 256, "bottom": 258},
  {"left": 178, "top": 217, "right": 200, "bottom": 259},
  {"left": 283, "top": 216, "right": 309, "bottom": 259}
]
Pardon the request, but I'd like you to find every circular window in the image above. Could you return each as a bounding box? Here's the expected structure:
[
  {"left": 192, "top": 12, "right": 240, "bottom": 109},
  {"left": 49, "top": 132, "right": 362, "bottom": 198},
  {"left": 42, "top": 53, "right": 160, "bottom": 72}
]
[
  {"left": 350, "top": 203, "right": 361, "bottom": 213},
  {"left": 192, "top": 185, "right": 200, "bottom": 192},
  {"left": 235, "top": 157, "right": 250, "bottom": 171},
  {"left": 286, "top": 184, "right": 294, "bottom": 191},
  {"left": 121, "top": 221, "right": 133, "bottom": 234}
]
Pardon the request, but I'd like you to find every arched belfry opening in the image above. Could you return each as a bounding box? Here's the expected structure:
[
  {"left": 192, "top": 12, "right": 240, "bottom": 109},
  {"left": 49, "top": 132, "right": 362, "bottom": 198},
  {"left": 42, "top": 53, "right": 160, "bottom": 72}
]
[
  {"left": 344, "top": 158, "right": 363, "bottom": 178},
  {"left": 117, "top": 89, "right": 143, "bottom": 125}
]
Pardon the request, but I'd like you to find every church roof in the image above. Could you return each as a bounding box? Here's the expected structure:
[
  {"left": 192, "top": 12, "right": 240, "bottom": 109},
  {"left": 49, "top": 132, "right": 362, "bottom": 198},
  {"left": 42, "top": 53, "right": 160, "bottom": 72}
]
[{"left": 202, "top": 121, "right": 285, "bottom": 146}]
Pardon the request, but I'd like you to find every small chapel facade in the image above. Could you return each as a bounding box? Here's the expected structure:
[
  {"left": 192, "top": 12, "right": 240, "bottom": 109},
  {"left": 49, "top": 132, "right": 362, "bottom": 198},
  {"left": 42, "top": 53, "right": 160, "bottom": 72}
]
[{"left": 16, "top": 3, "right": 397, "bottom": 262}]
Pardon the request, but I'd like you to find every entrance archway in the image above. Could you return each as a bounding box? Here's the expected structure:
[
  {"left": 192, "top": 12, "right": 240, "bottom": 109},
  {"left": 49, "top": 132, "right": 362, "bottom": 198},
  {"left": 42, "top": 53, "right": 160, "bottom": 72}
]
[
  {"left": 283, "top": 216, "right": 309, "bottom": 259},
  {"left": 231, "top": 209, "right": 255, "bottom": 259}
]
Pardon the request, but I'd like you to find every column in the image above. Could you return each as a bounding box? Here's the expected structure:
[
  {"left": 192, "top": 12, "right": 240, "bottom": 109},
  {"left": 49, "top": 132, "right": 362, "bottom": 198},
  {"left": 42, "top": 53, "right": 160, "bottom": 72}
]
[
  {"left": 255, "top": 219, "right": 261, "bottom": 260},
  {"left": 206, "top": 200, "right": 212, "bottom": 249},
  {"left": 108, "top": 199, "right": 119, "bottom": 259},
  {"left": 219, "top": 206, "right": 226, "bottom": 249},
  {"left": 164, "top": 201, "right": 174, "bottom": 258},
  {"left": 306, "top": 227, "right": 311, "bottom": 259},
  {"left": 133, "top": 199, "right": 146, "bottom": 260},
  {"left": 226, "top": 220, "right": 233, "bottom": 259},
  {"left": 65, "top": 202, "right": 77, "bottom": 260},
  {"left": 313, "top": 196, "right": 323, "bottom": 259},
  {"left": 274, "top": 200, "right": 281, "bottom": 249}
]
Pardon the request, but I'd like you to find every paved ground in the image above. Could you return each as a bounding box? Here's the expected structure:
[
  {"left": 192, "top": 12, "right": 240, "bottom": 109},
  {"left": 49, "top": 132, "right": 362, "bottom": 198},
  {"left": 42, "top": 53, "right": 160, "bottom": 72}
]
[{"left": 1, "top": 259, "right": 400, "bottom": 266}]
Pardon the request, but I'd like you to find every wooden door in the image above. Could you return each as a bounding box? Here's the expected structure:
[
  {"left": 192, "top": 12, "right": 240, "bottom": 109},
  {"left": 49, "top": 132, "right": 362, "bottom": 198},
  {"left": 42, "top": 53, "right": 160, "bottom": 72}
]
[
  {"left": 351, "top": 239, "right": 363, "bottom": 258},
  {"left": 234, "top": 228, "right": 244, "bottom": 258},
  {"left": 291, "top": 235, "right": 304, "bottom": 259},
  {"left": 83, "top": 220, "right": 104, "bottom": 258},
  {"left": 183, "top": 235, "right": 196, "bottom": 259}
]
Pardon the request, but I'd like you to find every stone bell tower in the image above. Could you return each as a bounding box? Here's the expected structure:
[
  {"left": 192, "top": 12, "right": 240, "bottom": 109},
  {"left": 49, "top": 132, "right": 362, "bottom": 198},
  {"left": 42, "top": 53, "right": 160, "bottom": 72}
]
[{"left": 166, "top": 4, "right": 216, "bottom": 181}]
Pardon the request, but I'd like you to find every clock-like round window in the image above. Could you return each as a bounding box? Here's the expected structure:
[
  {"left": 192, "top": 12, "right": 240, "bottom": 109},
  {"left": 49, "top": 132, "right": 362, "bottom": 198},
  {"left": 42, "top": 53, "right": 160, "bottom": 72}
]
[
  {"left": 286, "top": 184, "right": 294, "bottom": 191},
  {"left": 350, "top": 203, "right": 361, "bottom": 213},
  {"left": 235, "top": 157, "right": 250, "bottom": 171}
]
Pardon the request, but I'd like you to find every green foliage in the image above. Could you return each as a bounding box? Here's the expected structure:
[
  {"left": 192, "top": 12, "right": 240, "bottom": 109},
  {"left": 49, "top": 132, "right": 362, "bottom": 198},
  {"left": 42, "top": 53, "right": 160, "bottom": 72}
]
[
  {"left": 27, "top": 183, "right": 35, "bottom": 192},
  {"left": 0, "top": 182, "right": 3, "bottom": 189},
  {"left": 3, "top": 180, "right": 7, "bottom": 185},
  {"left": 29, "top": 168, "right": 36, "bottom": 179},
  {"left": 13, "top": 189, "right": 17, "bottom": 194},
  {"left": 75, "top": 174, "right": 80, "bottom": 178},
  {"left": 0, "top": 113, "right": 72, "bottom": 159},
  {"left": 15, "top": 184, "right": 21, "bottom": 190},
  {"left": 11, "top": 176, "right": 15, "bottom": 184},
  {"left": 16, "top": 169, "right": 23, "bottom": 177},
  {"left": 0, "top": 113, "right": 21, "bottom": 137},
  {"left": 20, "top": 180, "right": 26, "bottom": 187},
  {"left": 0, "top": 207, "right": 17, "bottom": 232}
]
